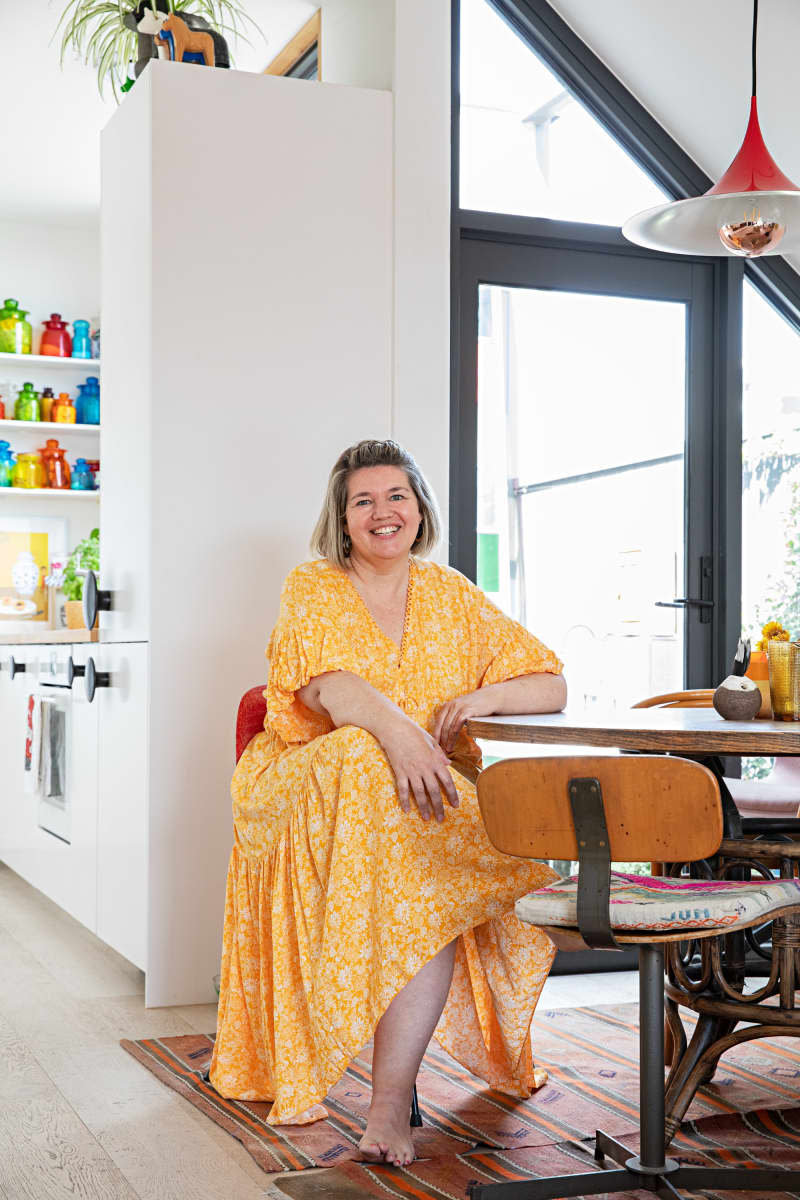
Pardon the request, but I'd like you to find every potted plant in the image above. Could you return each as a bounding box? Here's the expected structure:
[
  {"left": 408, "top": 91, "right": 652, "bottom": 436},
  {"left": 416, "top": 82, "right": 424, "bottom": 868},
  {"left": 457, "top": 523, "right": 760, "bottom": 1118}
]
[
  {"left": 62, "top": 528, "right": 100, "bottom": 629},
  {"left": 56, "top": 0, "right": 260, "bottom": 100}
]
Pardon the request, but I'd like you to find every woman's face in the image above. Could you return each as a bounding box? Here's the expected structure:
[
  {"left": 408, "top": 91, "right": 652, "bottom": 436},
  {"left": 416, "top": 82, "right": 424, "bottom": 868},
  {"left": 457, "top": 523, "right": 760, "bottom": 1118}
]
[{"left": 344, "top": 465, "right": 422, "bottom": 567}]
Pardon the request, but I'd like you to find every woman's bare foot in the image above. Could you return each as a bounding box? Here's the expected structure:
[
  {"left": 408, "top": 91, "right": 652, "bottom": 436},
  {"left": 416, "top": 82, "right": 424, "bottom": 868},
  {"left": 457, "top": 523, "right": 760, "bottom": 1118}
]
[{"left": 358, "top": 1096, "right": 415, "bottom": 1166}]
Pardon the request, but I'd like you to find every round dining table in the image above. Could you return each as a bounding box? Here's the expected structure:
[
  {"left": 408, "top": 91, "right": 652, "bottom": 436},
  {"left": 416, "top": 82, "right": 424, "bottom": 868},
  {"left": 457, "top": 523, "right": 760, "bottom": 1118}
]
[{"left": 466, "top": 707, "right": 800, "bottom": 1143}]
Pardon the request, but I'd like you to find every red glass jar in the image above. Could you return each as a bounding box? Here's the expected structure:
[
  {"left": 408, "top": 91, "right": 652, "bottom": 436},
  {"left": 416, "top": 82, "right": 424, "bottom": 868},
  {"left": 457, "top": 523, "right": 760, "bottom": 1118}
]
[{"left": 40, "top": 313, "right": 72, "bottom": 357}]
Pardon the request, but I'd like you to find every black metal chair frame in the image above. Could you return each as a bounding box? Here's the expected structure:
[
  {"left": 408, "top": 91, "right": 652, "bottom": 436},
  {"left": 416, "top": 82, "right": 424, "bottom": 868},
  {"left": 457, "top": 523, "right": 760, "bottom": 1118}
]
[{"left": 468, "top": 773, "right": 800, "bottom": 1200}]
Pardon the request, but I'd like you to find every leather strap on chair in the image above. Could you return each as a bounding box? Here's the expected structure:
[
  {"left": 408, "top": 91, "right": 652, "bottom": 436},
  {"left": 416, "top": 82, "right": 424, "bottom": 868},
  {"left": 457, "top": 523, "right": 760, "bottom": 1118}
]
[{"left": 568, "top": 777, "right": 621, "bottom": 952}]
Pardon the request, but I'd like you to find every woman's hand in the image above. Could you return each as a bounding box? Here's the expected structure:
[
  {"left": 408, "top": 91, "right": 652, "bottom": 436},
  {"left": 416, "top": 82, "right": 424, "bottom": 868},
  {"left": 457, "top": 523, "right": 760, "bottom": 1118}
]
[
  {"left": 432, "top": 689, "right": 497, "bottom": 755},
  {"left": 433, "top": 674, "right": 568, "bottom": 753},
  {"left": 378, "top": 713, "right": 460, "bottom": 823}
]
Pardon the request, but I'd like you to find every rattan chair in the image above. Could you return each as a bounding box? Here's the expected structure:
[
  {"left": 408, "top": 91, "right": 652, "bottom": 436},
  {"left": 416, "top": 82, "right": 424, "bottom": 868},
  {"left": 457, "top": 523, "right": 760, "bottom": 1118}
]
[
  {"left": 633, "top": 689, "right": 800, "bottom": 819},
  {"left": 470, "top": 755, "right": 800, "bottom": 1200}
]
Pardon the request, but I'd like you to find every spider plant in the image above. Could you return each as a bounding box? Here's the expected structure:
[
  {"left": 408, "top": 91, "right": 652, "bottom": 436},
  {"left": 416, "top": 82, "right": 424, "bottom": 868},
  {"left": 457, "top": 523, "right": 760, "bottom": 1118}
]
[{"left": 56, "top": 0, "right": 260, "bottom": 101}]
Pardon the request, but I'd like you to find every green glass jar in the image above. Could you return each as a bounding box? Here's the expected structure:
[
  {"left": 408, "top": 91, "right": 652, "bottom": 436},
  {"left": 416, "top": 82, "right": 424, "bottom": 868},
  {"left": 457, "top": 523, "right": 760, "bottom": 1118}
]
[
  {"left": 0, "top": 298, "right": 30, "bottom": 354},
  {"left": 15, "top": 381, "right": 40, "bottom": 422}
]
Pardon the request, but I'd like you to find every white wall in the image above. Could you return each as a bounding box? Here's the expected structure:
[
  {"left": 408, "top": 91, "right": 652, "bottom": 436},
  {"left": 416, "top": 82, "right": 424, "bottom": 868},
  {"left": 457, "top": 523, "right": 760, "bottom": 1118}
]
[
  {"left": 0, "top": 219, "right": 99, "bottom": 349},
  {"left": 321, "top": 0, "right": 394, "bottom": 91},
  {"left": 392, "top": 0, "right": 451, "bottom": 557}
]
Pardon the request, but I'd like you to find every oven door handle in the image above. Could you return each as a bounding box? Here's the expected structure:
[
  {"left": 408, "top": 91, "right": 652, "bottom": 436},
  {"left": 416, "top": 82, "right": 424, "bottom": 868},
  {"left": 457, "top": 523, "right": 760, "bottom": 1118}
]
[
  {"left": 85, "top": 656, "right": 111, "bottom": 703},
  {"left": 66, "top": 656, "right": 86, "bottom": 688}
]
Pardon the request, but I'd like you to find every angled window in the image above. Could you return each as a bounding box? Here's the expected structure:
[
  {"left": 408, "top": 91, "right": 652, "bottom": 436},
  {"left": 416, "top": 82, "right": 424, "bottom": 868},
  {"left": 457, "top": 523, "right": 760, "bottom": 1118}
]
[{"left": 459, "top": 0, "right": 666, "bottom": 223}]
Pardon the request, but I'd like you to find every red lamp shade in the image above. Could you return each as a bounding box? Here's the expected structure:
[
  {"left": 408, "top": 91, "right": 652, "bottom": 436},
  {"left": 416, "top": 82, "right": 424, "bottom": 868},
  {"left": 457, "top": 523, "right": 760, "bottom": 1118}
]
[{"left": 623, "top": 97, "right": 800, "bottom": 258}]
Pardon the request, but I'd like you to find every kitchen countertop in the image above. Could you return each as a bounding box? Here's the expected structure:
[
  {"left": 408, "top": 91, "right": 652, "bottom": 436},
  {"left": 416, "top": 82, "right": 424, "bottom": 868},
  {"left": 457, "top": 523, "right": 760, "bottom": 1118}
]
[{"left": 0, "top": 628, "right": 98, "bottom": 645}]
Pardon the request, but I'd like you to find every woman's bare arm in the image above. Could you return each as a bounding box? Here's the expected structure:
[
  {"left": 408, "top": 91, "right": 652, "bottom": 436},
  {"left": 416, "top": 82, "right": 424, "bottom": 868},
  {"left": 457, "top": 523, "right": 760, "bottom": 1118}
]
[
  {"left": 432, "top": 672, "right": 567, "bottom": 754},
  {"left": 297, "top": 671, "right": 459, "bottom": 822}
]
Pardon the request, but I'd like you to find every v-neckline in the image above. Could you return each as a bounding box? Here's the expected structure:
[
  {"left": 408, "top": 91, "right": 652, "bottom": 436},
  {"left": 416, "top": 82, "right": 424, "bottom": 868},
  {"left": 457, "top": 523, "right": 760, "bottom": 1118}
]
[{"left": 339, "top": 558, "right": 416, "bottom": 661}]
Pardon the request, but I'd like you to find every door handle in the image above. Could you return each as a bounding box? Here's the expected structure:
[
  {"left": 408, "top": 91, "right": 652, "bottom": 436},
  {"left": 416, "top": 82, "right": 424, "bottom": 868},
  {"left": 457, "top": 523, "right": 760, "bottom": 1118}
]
[
  {"left": 85, "top": 656, "right": 111, "bottom": 704},
  {"left": 8, "top": 655, "right": 27, "bottom": 679},
  {"left": 66, "top": 656, "right": 86, "bottom": 688},
  {"left": 83, "top": 570, "right": 113, "bottom": 631},
  {"left": 655, "top": 598, "right": 714, "bottom": 609}
]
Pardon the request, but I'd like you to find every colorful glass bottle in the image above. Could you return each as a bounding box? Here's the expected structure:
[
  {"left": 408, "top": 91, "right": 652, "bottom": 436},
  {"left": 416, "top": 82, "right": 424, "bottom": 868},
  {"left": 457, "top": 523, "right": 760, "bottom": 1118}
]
[
  {"left": 77, "top": 375, "right": 100, "bottom": 425},
  {"left": 70, "top": 458, "right": 94, "bottom": 490},
  {"left": 0, "top": 441, "right": 14, "bottom": 487},
  {"left": 51, "top": 392, "right": 77, "bottom": 423},
  {"left": 41, "top": 439, "right": 71, "bottom": 489},
  {"left": 15, "top": 382, "right": 40, "bottom": 422},
  {"left": 0, "top": 298, "right": 29, "bottom": 354},
  {"left": 16, "top": 307, "right": 32, "bottom": 354},
  {"left": 71, "top": 319, "right": 91, "bottom": 359},
  {"left": 12, "top": 452, "right": 46, "bottom": 489},
  {"left": 40, "top": 313, "right": 72, "bottom": 357},
  {"left": 40, "top": 386, "right": 55, "bottom": 422}
]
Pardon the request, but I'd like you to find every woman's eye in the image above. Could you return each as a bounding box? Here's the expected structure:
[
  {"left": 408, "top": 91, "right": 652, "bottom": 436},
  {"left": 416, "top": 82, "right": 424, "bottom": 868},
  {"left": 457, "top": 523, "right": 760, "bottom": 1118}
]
[{"left": 390, "top": 494, "right": 405, "bottom": 501}]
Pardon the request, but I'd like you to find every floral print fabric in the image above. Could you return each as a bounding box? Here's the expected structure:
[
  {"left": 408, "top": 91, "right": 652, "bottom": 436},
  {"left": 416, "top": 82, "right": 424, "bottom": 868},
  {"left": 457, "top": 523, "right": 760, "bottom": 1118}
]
[{"left": 209, "top": 557, "right": 563, "bottom": 1124}]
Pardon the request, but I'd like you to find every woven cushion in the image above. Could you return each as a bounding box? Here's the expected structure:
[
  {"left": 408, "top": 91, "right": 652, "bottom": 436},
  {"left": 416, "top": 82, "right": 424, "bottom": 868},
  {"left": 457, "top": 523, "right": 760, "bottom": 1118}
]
[{"left": 515, "top": 871, "right": 800, "bottom": 934}]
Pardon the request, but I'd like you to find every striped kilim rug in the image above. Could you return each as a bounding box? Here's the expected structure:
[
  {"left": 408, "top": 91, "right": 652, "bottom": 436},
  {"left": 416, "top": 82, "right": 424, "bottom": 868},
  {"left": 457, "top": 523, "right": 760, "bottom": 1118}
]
[{"left": 121, "top": 1001, "right": 800, "bottom": 1193}]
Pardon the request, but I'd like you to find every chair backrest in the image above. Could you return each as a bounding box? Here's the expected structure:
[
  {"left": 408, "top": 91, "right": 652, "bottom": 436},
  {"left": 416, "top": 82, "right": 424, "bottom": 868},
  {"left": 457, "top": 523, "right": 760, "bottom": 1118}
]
[
  {"left": 477, "top": 755, "right": 722, "bottom": 863},
  {"left": 236, "top": 686, "right": 268, "bottom": 763},
  {"left": 632, "top": 690, "right": 714, "bottom": 709}
]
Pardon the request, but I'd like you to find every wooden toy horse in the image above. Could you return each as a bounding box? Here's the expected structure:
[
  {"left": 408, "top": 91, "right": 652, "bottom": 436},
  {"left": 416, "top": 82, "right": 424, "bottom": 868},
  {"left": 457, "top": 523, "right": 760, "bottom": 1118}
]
[{"left": 155, "top": 12, "right": 215, "bottom": 66}]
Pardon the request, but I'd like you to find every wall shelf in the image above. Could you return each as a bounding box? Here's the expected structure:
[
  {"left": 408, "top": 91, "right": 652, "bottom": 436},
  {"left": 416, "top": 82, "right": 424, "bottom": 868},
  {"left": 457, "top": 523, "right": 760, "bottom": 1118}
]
[
  {"left": 0, "top": 420, "right": 100, "bottom": 436},
  {"left": 0, "top": 353, "right": 101, "bottom": 370},
  {"left": 0, "top": 487, "right": 99, "bottom": 500}
]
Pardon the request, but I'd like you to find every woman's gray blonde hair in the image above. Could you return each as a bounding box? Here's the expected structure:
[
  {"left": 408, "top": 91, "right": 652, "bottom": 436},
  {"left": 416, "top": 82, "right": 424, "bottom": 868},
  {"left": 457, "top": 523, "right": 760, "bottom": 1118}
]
[{"left": 312, "top": 439, "right": 441, "bottom": 569}]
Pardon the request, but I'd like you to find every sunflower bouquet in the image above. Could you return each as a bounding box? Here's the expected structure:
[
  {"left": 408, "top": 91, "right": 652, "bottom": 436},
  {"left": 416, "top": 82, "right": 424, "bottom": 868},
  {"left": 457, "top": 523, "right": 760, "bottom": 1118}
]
[{"left": 755, "top": 620, "right": 792, "bottom": 651}]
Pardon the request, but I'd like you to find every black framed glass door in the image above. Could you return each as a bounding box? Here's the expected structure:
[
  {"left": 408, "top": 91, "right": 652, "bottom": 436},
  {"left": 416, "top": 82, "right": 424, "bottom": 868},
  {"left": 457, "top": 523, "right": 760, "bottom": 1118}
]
[{"left": 452, "top": 219, "right": 741, "bottom": 703}]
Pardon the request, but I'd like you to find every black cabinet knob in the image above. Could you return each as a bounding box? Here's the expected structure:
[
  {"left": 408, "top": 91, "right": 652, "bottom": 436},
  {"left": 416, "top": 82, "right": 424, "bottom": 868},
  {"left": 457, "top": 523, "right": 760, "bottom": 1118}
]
[
  {"left": 85, "top": 656, "right": 111, "bottom": 703},
  {"left": 66, "top": 656, "right": 86, "bottom": 688},
  {"left": 8, "top": 656, "right": 26, "bottom": 680},
  {"left": 83, "top": 571, "right": 113, "bottom": 632}
]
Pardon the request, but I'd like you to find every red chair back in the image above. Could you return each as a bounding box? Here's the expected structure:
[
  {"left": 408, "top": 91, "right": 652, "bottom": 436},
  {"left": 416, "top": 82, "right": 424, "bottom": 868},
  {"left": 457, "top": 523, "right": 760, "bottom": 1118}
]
[{"left": 236, "top": 686, "right": 268, "bottom": 763}]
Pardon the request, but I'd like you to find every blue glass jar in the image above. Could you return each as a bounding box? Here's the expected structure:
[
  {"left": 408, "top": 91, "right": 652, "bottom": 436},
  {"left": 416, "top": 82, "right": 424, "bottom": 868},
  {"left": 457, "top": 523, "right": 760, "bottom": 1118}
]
[
  {"left": 71, "top": 458, "right": 95, "bottom": 490},
  {"left": 77, "top": 375, "right": 100, "bottom": 425},
  {"left": 0, "top": 440, "right": 14, "bottom": 487},
  {"left": 71, "top": 319, "right": 92, "bottom": 359}
]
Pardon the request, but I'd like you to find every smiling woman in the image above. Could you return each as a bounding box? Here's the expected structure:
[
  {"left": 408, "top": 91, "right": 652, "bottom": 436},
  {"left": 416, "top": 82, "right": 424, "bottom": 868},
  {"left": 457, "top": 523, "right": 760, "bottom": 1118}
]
[{"left": 209, "top": 438, "right": 567, "bottom": 1169}]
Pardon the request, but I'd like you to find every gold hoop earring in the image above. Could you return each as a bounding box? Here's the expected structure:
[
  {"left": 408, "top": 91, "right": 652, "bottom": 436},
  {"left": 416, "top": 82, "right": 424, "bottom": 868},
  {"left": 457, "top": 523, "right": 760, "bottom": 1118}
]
[
  {"left": 413, "top": 521, "right": 423, "bottom": 545},
  {"left": 343, "top": 532, "right": 352, "bottom": 555}
]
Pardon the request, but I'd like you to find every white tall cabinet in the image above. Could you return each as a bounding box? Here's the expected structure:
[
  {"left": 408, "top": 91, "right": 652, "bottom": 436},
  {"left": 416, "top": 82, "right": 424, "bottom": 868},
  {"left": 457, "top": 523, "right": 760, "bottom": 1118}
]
[{"left": 100, "top": 62, "right": 393, "bottom": 1005}]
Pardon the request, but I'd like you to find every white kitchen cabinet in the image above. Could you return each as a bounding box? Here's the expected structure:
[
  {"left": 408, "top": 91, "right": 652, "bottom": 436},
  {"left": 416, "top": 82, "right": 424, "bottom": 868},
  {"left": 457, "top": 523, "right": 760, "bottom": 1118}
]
[
  {"left": 0, "top": 645, "right": 39, "bottom": 867},
  {"left": 0, "top": 644, "right": 98, "bottom": 930},
  {"left": 94, "top": 641, "right": 147, "bottom": 971},
  {"left": 99, "top": 63, "right": 393, "bottom": 1005}
]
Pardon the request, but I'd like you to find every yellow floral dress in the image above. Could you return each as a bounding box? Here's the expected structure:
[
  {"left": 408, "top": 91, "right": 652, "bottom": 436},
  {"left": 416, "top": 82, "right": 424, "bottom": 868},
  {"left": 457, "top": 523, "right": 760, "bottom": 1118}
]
[{"left": 209, "top": 557, "right": 563, "bottom": 1124}]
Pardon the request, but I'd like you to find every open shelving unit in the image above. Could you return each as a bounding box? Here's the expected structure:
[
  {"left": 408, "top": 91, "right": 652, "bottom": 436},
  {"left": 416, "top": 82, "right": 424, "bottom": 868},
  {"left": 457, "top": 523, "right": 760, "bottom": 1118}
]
[
  {"left": 0, "top": 487, "right": 99, "bottom": 500},
  {"left": 0, "top": 353, "right": 101, "bottom": 370},
  {"left": 0, "top": 419, "right": 100, "bottom": 437}
]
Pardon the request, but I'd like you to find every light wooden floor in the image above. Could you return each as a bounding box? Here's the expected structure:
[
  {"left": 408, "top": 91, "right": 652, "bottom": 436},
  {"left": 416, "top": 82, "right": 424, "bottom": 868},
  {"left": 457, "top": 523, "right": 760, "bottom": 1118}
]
[{"left": 0, "top": 861, "right": 638, "bottom": 1199}]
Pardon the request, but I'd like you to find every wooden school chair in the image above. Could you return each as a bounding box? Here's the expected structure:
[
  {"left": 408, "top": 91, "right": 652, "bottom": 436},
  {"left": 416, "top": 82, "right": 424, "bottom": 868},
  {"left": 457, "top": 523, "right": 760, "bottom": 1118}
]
[{"left": 471, "top": 754, "right": 800, "bottom": 1200}]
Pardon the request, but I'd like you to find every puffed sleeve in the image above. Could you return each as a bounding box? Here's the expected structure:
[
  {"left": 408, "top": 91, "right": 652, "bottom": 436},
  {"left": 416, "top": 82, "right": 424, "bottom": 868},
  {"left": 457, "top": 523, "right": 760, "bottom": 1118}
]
[
  {"left": 468, "top": 582, "right": 563, "bottom": 688},
  {"left": 265, "top": 568, "right": 351, "bottom": 744}
]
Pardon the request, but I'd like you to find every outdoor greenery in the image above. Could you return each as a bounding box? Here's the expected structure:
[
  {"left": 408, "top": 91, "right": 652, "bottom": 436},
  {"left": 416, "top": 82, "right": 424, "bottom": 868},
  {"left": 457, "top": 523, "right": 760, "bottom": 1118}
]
[
  {"left": 56, "top": 0, "right": 260, "bottom": 99},
  {"left": 63, "top": 528, "right": 100, "bottom": 603}
]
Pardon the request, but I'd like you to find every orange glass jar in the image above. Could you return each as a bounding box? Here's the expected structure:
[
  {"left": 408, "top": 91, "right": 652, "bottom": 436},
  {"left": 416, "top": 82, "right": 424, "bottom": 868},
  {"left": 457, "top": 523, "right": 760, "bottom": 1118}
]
[
  {"left": 41, "top": 439, "right": 71, "bottom": 489},
  {"left": 51, "top": 392, "right": 77, "bottom": 423}
]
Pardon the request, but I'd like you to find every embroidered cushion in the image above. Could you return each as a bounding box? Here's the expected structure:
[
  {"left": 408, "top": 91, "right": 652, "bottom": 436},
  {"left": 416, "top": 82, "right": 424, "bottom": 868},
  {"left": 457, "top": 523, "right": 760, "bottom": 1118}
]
[{"left": 515, "top": 871, "right": 800, "bottom": 934}]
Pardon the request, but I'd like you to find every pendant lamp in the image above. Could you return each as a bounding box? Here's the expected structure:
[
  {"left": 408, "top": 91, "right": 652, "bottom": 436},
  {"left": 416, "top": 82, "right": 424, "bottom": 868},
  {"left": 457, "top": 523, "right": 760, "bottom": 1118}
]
[{"left": 622, "top": 0, "right": 800, "bottom": 257}]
